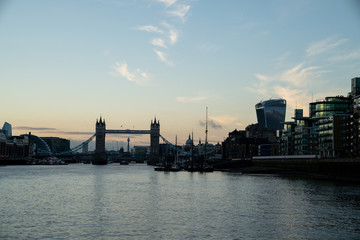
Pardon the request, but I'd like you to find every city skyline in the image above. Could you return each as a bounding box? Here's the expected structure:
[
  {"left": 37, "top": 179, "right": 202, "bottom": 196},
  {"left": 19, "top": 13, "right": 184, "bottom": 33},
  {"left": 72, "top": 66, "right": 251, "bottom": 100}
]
[{"left": 1, "top": 0, "right": 360, "bottom": 147}]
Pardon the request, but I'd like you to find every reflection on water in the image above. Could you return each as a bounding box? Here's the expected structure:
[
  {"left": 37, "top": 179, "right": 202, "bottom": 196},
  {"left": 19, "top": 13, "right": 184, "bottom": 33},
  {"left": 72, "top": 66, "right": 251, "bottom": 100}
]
[{"left": 0, "top": 164, "right": 359, "bottom": 240}]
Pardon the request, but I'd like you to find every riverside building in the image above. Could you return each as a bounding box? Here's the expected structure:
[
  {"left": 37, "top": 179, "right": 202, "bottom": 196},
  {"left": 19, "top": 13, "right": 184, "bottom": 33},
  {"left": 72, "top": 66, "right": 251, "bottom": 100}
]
[{"left": 279, "top": 77, "right": 359, "bottom": 158}]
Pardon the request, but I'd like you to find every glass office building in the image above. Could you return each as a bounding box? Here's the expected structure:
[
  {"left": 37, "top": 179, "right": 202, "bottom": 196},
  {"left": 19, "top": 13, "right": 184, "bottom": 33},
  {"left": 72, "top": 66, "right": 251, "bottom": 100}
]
[
  {"left": 255, "top": 99, "right": 286, "bottom": 130},
  {"left": 309, "top": 96, "right": 352, "bottom": 118}
]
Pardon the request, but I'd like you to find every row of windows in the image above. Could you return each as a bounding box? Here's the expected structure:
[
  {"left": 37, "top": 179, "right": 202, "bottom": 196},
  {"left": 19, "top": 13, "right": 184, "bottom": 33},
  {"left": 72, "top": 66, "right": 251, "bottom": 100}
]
[{"left": 315, "top": 103, "right": 351, "bottom": 112}]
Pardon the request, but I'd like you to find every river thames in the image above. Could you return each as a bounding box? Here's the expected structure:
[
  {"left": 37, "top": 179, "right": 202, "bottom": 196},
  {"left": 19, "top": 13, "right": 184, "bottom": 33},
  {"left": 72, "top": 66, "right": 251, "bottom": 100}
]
[{"left": 1, "top": 164, "right": 359, "bottom": 240}]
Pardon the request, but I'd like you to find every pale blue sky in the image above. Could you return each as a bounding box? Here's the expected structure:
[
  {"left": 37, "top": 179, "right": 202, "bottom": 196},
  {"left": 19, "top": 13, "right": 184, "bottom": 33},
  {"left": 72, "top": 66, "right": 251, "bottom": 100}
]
[{"left": 1, "top": 0, "right": 360, "bottom": 148}]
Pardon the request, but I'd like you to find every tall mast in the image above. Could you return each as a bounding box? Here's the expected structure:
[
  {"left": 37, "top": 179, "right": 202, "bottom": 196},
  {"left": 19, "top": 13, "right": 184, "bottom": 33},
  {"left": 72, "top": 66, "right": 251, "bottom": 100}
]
[
  {"left": 205, "top": 107, "right": 208, "bottom": 165},
  {"left": 175, "top": 135, "right": 178, "bottom": 164},
  {"left": 191, "top": 130, "right": 194, "bottom": 168}
]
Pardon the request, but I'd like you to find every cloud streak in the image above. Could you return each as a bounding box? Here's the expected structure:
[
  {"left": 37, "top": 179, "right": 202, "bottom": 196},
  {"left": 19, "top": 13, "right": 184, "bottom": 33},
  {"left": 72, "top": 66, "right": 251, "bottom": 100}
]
[
  {"left": 199, "top": 119, "right": 222, "bottom": 129},
  {"left": 112, "top": 62, "right": 149, "bottom": 85},
  {"left": 136, "top": 25, "right": 164, "bottom": 34},
  {"left": 176, "top": 96, "right": 208, "bottom": 103},
  {"left": 151, "top": 38, "right": 167, "bottom": 48},
  {"left": 14, "top": 126, "right": 57, "bottom": 131},
  {"left": 158, "top": 0, "right": 178, "bottom": 8},
  {"left": 154, "top": 49, "right": 173, "bottom": 66},
  {"left": 306, "top": 36, "right": 348, "bottom": 56},
  {"left": 210, "top": 115, "right": 238, "bottom": 125},
  {"left": 280, "top": 63, "right": 321, "bottom": 88},
  {"left": 169, "top": 29, "right": 178, "bottom": 44},
  {"left": 247, "top": 61, "right": 328, "bottom": 117},
  {"left": 14, "top": 126, "right": 94, "bottom": 135},
  {"left": 329, "top": 48, "right": 360, "bottom": 62},
  {"left": 133, "top": 1, "right": 190, "bottom": 66},
  {"left": 167, "top": 4, "right": 191, "bottom": 20}
]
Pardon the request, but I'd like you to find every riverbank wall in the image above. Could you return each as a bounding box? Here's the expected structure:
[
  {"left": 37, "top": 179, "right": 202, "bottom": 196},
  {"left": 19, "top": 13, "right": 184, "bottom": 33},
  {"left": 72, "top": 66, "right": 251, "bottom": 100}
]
[{"left": 252, "top": 156, "right": 360, "bottom": 182}]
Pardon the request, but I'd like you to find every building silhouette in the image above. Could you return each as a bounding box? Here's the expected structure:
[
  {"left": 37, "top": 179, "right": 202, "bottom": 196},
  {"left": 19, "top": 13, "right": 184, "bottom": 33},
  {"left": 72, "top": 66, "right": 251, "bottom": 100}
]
[
  {"left": 41, "top": 137, "right": 70, "bottom": 154},
  {"left": 255, "top": 98, "right": 286, "bottom": 130},
  {"left": 279, "top": 77, "right": 359, "bottom": 158}
]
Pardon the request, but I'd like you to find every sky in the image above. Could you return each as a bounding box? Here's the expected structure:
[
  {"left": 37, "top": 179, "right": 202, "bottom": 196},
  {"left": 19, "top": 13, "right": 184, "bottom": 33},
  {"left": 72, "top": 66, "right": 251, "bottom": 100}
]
[{"left": 1, "top": 0, "right": 360, "bottom": 149}]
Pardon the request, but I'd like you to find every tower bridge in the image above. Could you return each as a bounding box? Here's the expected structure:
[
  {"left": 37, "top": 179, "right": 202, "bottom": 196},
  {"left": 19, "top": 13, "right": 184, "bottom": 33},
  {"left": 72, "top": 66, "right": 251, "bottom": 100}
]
[
  {"left": 56, "top": 117, "right": 175, "bottom": 164},
  {"left": 93, "top": 117, "right": 160, "bottom": 165}
]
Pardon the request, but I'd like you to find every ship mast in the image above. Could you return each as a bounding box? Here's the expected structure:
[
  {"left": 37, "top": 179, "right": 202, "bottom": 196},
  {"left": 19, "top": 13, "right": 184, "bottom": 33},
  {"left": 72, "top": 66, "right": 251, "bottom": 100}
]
[
  {"left": 204, "top": 107, "right": 208, "bottom": 166},
  {"left": 175, "top": 135, "right": 178, "bottom": 164}
]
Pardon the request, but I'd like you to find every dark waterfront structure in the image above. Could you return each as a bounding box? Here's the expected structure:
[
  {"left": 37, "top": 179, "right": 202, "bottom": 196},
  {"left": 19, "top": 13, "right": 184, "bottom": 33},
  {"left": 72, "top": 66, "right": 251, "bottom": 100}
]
[
  {"left": 41, "top": 137, "right": 70, "bottom": 154},
  {"left": 255, "top": 98, "right": 286, "bottom": 130},
  {"left": 281, "top": 109, "right": 318, "bottom": 156},
  {"left": 22, "top": 134, "right": 52, "bottom": 156},
  {"left": 0, "top": 134, "right": 29, "bottom": 159},
  {"left": 222, "top": 124, "right": 278, "bottom": 160}
]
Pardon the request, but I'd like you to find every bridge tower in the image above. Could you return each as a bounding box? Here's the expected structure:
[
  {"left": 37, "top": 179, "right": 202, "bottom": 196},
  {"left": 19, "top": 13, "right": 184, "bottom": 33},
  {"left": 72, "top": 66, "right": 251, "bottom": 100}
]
[
  {"left": 93, "top": 116, "right": 107, "bottom": 164},
  {"left": 149, "top": 117, "right": 160, "bottom": 164}
]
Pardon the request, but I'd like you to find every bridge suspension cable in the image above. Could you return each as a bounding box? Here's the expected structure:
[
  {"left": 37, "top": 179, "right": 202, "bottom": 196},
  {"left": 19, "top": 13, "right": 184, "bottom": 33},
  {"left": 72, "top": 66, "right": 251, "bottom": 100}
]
[
  {"left": 160, "top": 135, "right": 189, "bottom": 156},
  {"left": 57, "top": 133, "right": 96, "bottom": 155}
]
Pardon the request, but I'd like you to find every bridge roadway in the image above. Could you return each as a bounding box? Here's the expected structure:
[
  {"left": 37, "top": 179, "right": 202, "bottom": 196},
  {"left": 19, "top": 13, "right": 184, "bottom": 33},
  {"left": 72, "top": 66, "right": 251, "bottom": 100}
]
[{"left": 105, "top": 129, "right": 151, "bottom": 134}]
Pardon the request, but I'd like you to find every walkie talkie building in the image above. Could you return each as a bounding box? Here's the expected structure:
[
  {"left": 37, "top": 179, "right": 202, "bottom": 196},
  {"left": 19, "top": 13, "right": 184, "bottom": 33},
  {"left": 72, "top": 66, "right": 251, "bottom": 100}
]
[{"left": 255, "top": 99, "right": 286, "bottom": 130}]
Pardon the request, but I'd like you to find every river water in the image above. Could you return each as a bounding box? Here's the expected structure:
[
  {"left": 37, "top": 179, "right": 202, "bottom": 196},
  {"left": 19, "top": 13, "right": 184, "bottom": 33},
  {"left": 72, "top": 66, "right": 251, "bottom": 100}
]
[{"left": 0, "top": 164, "right": 359, "bottom": 240}]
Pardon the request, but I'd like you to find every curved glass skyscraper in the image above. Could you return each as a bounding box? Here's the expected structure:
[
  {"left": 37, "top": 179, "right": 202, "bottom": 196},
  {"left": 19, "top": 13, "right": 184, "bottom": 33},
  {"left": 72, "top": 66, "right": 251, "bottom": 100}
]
[{"left": 255, "top": 99, "right": 286, "bottom": 130}]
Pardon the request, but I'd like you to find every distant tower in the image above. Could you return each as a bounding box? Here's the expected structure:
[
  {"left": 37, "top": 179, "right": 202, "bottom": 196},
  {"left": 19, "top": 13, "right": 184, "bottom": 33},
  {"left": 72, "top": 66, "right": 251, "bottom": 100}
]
[
  {"left": 149, "top": 117, "right": 160, "bottom": 164},
  {"left": 1, "top": 122, "right": 12, "bottom": 138},
  {"left": 94, "top": 116, "right": 107, "bottom": 164}
]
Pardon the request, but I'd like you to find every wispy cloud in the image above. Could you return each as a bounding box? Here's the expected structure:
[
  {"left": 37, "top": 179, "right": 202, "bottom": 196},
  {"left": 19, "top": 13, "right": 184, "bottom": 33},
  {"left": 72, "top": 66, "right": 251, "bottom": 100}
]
[
  {"left": 14, "top": 126, "right": 57, "bottom": 131},
  {"left": 306, "top": 36, "right": 348, "bottom": 56},
  {"left": 136, "top": 25, "right": 164, "bottom": 34},
  {"left": 247, "top": 62, "right": 327, "bottom": 116},
  {"left": 329, "top": 48, "right": 360, "bottom": 62},
  {"left": 157, "top": 0, "right": 178, "bottom": 7},
  {"left": 250, "top": 63, "right": 322, "bottom": 92},
  {"left": 151, "top": 38, "right": 167, "bottom": 48},
  {"left": 246, "top": 73, "right": 272, "bottom": 96},
  {"left": 273, "top": 51, "right": 291, "bottom": 68},
  {"left": 210, "top": 115, "right": 238, "bottom": 125},
  {"left": 167, "top": 4, "right": 191, "bottom": 20},
  {"left": 176, "top": 96, "right": 208, "bottom": 103},
  {"left": 169, "top": 29, "right": 178, "bottom": 44},
  {"left": 279, "top": 63, "right": 321, "bottom": 87},
  {"left": 154, "top": 49, "right": 173, "bottom": 66},
  {"left": 14, "top": 126, "right": 94, "bottom": 135},
  {"left": 248, "top": 36, "right": 356, "bottom": 117},
  {"left": 199, "top": 119, "right": 222, "bottom": 129},
  {"left": 254, "top": 73, "right": 270, "bottom": 82},
  {"left": 134, "top": 1, "right": 190, "bottom": 66},
  {"left": 199, "top": 43, "right": 223, "bottom": 52},
  {"left": 112, "top": 62, "right": 149, "bottom": 85}
]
